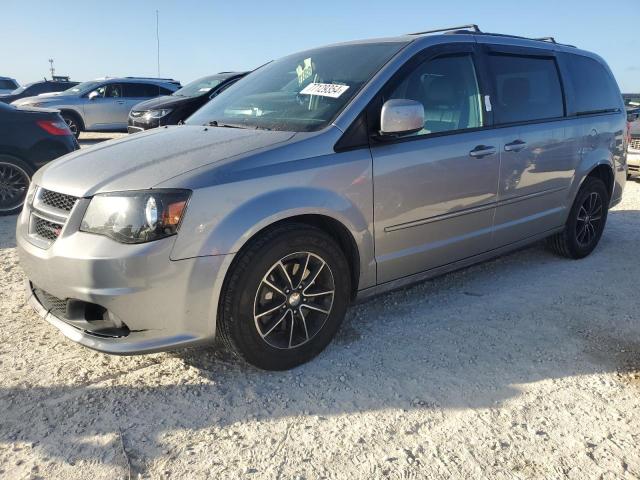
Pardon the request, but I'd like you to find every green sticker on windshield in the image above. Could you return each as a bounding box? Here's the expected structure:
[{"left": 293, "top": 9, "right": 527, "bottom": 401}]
[{"left": 296, "top": 58, "right": 313, "bottom": 86}]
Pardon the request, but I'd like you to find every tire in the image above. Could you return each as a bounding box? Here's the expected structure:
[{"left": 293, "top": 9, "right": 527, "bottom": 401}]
[
  {"left": 218, "top": 223, "right": 351, "bottom": 370},
  {"left": 0, "top": 155, "right": 33, "bottom": 216},
  {"left": 547, "top": 177, "right": 609, "bottom": 259},
  {"left": 61, "top": 112, "right": 82, "bottom": 139}
]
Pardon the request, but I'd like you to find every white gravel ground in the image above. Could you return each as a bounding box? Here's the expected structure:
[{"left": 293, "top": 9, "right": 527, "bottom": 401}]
[{"left": 1, "top": 144, "right": 639, "bottom": 478}]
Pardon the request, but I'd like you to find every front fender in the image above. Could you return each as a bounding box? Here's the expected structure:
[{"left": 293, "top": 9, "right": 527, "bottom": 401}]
[{"left": 170, "top": 149, "right": 376, "bottom": 290}]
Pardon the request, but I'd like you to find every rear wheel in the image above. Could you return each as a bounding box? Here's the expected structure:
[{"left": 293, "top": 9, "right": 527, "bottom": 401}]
[
  {"left": 218, "top": 224, "right": 351, "bottom": 370},
  {"left": 61, "top": 113, "right": 82, "bottom": 139},
  {"left": 547, "top": 177, "right": 609, "bottom": 259},
  {"left": 0, "top": 155, "right": 32, "bottom": 216}
]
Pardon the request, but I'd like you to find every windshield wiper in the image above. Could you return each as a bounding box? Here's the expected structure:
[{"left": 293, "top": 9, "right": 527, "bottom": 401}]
[{"left": 206, "top": 120, "right": 268, "bottom": 130}]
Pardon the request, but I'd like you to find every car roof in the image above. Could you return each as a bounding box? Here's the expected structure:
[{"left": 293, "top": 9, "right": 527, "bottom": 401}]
[
  {"left": 95, "top": 77, "right": 180, "bottom": 87},
  {"left": 325, "top": 27, "right": 599, "bottom": 61}
]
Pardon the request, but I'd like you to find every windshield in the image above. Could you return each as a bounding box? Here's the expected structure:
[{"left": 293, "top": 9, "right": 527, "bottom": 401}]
[
  {"left": 186, "top": 42, "right": 407, "bottom": 132},
  {"left": 62, "top": 81, "right": 102, "bottom": 95},
  {"left": 173, "top": 75, "right": 227, "bottom": 97}
]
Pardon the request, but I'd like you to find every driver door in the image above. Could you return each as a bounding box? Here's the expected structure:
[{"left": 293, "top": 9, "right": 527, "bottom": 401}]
[
  {"left": 83, "top": 83, "right": 124, "bottom": 129},
  {"left": 370, "top": 45, "right": 501, "bottom": 283}
]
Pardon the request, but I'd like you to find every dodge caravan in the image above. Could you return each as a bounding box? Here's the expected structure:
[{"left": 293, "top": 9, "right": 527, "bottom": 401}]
[{"left": 18, "top": 25, "right": 627, "bottom": 370}]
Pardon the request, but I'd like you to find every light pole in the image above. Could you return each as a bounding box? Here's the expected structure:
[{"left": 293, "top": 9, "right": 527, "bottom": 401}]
[{"left": 156, "top": 10, "right": 160, "bottom": 77}]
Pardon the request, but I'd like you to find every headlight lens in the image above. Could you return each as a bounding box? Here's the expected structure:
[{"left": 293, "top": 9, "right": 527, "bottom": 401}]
[
  {"left": 144, "top": 109, "right": 172, "bottom": 120},
  {"left": 80, "top": 190, "right": 191, "bottom": 244}
]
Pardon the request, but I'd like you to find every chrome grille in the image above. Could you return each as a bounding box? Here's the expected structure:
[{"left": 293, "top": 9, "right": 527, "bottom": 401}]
[
  {"left": 32, "top": 216, "right": 63, "bottom": 241},
  {"left": 39, "top": 189, "right": 78, "bottom": 212},
  {"left": 630, "top": 138, "right": 640, "bottom": 151},
  {"left": 32, "top": 286, "right": 68, "bottom": 318}
]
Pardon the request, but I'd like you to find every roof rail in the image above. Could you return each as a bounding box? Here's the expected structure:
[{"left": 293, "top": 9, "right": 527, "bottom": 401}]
[
  {"left": 407, "top": 24, "right": 481, "bottom": 36},
  {"left": 123, "top": 76, "right": 180, "bottom": 83},
  {"left": 535, "top": 37, "right": 556, "bottom": 43}
]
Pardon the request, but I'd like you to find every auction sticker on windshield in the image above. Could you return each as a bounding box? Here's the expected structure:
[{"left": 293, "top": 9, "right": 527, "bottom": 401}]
[{"left": 300, "top": 83, "right": 349, "bottom": 99}]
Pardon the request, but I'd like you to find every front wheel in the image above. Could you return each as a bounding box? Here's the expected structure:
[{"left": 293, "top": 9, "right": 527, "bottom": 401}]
[
  {"left": 547, "top": 177, "right": 609, "bottom": 259},
  {"left": 218, "top": 224, "right": 351, "bottom": 370},
  {"left": 0, "top": 155, "right": 33, "bottom": 216}
]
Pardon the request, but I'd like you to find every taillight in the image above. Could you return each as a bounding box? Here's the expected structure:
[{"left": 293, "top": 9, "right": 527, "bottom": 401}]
[{"left": 36, "top": 119, "right": 71, "bottom": 136}]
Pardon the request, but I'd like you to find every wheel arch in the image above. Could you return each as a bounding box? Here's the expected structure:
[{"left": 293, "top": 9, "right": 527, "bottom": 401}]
[
  {"left": 232, "top": 213, "right": 363, "bottom": 299},
  {"left": 59, "top": 108, "right": 85, "bottom": 131}
]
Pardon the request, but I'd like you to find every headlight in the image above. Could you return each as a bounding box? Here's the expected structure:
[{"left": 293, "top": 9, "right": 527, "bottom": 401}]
[
  {"left": 80, "top": 190, "right": 191, "bottom": 244},
  {"left": 144, "top": 109, "right": 173, "bottom": 120}
]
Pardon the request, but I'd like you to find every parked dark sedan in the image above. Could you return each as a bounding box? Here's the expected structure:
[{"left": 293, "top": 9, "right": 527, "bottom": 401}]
[
  {"left": 0, "top": 102, "right": 78, "bottom": 215},
  {"left": 127, "top": 72, "right": 247, "bottom": 133},
  {"left": 0, "top": 79, "right": 80, "bottom": 104}
]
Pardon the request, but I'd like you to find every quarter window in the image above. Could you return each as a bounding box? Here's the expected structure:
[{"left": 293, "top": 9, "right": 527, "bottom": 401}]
[
  {"left": 564, "top": 54, "right": 621, "bottom": 115},
  {"left": 386, "top": 54, "right": 483, "bottom": 136},
  {"left": 488, "top": 54, "right": 564, "bottom": 124}
]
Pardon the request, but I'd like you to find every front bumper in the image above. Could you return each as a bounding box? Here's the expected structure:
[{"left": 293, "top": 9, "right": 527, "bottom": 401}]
[{"left": 17, "top": 203, "right": 233, "bottom": 354}]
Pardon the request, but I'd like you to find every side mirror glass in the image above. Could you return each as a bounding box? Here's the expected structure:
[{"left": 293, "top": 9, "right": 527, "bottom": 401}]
[
  {"left": 380, "top": 99, "right": 424, "bottom": 136},
  {"left": 88, "top": 91, "right": 99, "bottom": 100}
]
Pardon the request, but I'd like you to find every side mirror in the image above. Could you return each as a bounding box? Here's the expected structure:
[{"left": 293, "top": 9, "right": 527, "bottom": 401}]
[
  {"left": 627, "top": 112, "right": 639, "bottom": 123},
  {"left": 88, "top": 91, "right": 99, "bottom": 100},
  {"left": 380, "top": 99, "right": 424, "bottom": 136}
]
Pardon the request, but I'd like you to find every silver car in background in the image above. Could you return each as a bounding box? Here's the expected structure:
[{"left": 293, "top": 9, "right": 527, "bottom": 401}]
[
  {"left": 17, "top": 26, "right": 627, "bottom": 370},
  {"left": 12, "top": 77, "right": 180, "bottom": 138}
]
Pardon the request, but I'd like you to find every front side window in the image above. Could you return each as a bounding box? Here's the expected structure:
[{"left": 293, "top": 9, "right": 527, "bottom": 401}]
[
  {"left": 386, "top": 54, "right": 483, "bottom": 136},
  {"left": 564, "top": 54, "right": 621, "bottom": 115},
  {"left": 186, "top": 42, "right": 408, "bottom": 132},
  {"left": 488, "top": 54, "right": 564, "bottom": 124}
]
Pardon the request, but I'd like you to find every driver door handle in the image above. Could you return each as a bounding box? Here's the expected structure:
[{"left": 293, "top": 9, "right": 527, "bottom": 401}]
[
  {"left": 504, "top": 140, "right": 528, "bottom": 152},
  {"left": 469, "top": 145, "right": 497, "bottom": 158}
]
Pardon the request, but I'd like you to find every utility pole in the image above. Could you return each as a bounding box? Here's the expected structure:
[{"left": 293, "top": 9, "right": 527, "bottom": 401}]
[
  {"left": 48, "top": 58, "right": 55, "bottom": 79},
  {"left": 156, "top": 10, "right": 160, "bottom": 77}
]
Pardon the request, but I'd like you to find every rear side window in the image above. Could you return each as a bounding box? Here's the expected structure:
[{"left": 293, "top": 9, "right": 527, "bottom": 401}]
[
  {"left": 488, "top": 54, "right": 564, "bottom": 124},
  {"left": 564, "top": 54, "right": 621, "bottom": 115},
  {"left": 124, "top": 83, "right": 161, "bottom": 98}
]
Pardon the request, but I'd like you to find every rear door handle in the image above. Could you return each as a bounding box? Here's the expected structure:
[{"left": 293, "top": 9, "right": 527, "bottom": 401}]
[
  {"left": 504, "top": 140, "right": 527, "bottom": 152},
  {"left": 116, "top": 100, "right": 125, "bottom": 104},
  {"left": 469, "top": 145, "right": 497, "bottom": 158}
]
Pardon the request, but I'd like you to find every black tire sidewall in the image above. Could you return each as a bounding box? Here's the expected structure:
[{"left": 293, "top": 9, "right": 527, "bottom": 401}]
[
  {"left": 0, "top": 155, "right": 33, "bottom": 216},
  {"left": 221, "top": 226, "right": 351, "bottom": 370},
  {"left": 565, "top": 177, "right": 609, "bottom": 258}
]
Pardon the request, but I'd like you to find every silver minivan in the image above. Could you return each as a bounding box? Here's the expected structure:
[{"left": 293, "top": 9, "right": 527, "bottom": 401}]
[{"left": 17, "top": 26, "right": 627, "bottom": 370}]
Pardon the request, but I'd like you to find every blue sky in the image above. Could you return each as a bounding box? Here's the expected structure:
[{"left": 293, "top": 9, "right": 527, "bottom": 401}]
[{"left": 1, "top": 0, "right": 638, "bottom": 92}]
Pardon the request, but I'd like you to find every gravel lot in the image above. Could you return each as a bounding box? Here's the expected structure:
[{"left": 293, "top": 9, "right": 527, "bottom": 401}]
[{"left": 1, "top": 140, "right": 639, "bottom": 479}]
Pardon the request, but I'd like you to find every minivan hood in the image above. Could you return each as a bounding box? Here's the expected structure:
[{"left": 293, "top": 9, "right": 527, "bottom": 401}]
[{"left": 34, "top": 125, "right": 296, "bottom": 197}]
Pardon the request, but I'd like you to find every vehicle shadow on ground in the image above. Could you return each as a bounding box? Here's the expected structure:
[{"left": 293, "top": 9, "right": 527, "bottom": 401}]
[{"left": 2, "top": 210, "right": 640, "bottom": 472}]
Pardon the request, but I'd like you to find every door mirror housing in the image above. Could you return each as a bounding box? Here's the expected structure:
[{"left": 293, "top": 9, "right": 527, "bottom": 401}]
[
  {"left": 380, "top": 99, "right": 424, "bottom": 136},
  {"left": 88, "top": 91, "right": 99, "bottom": 100}
]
